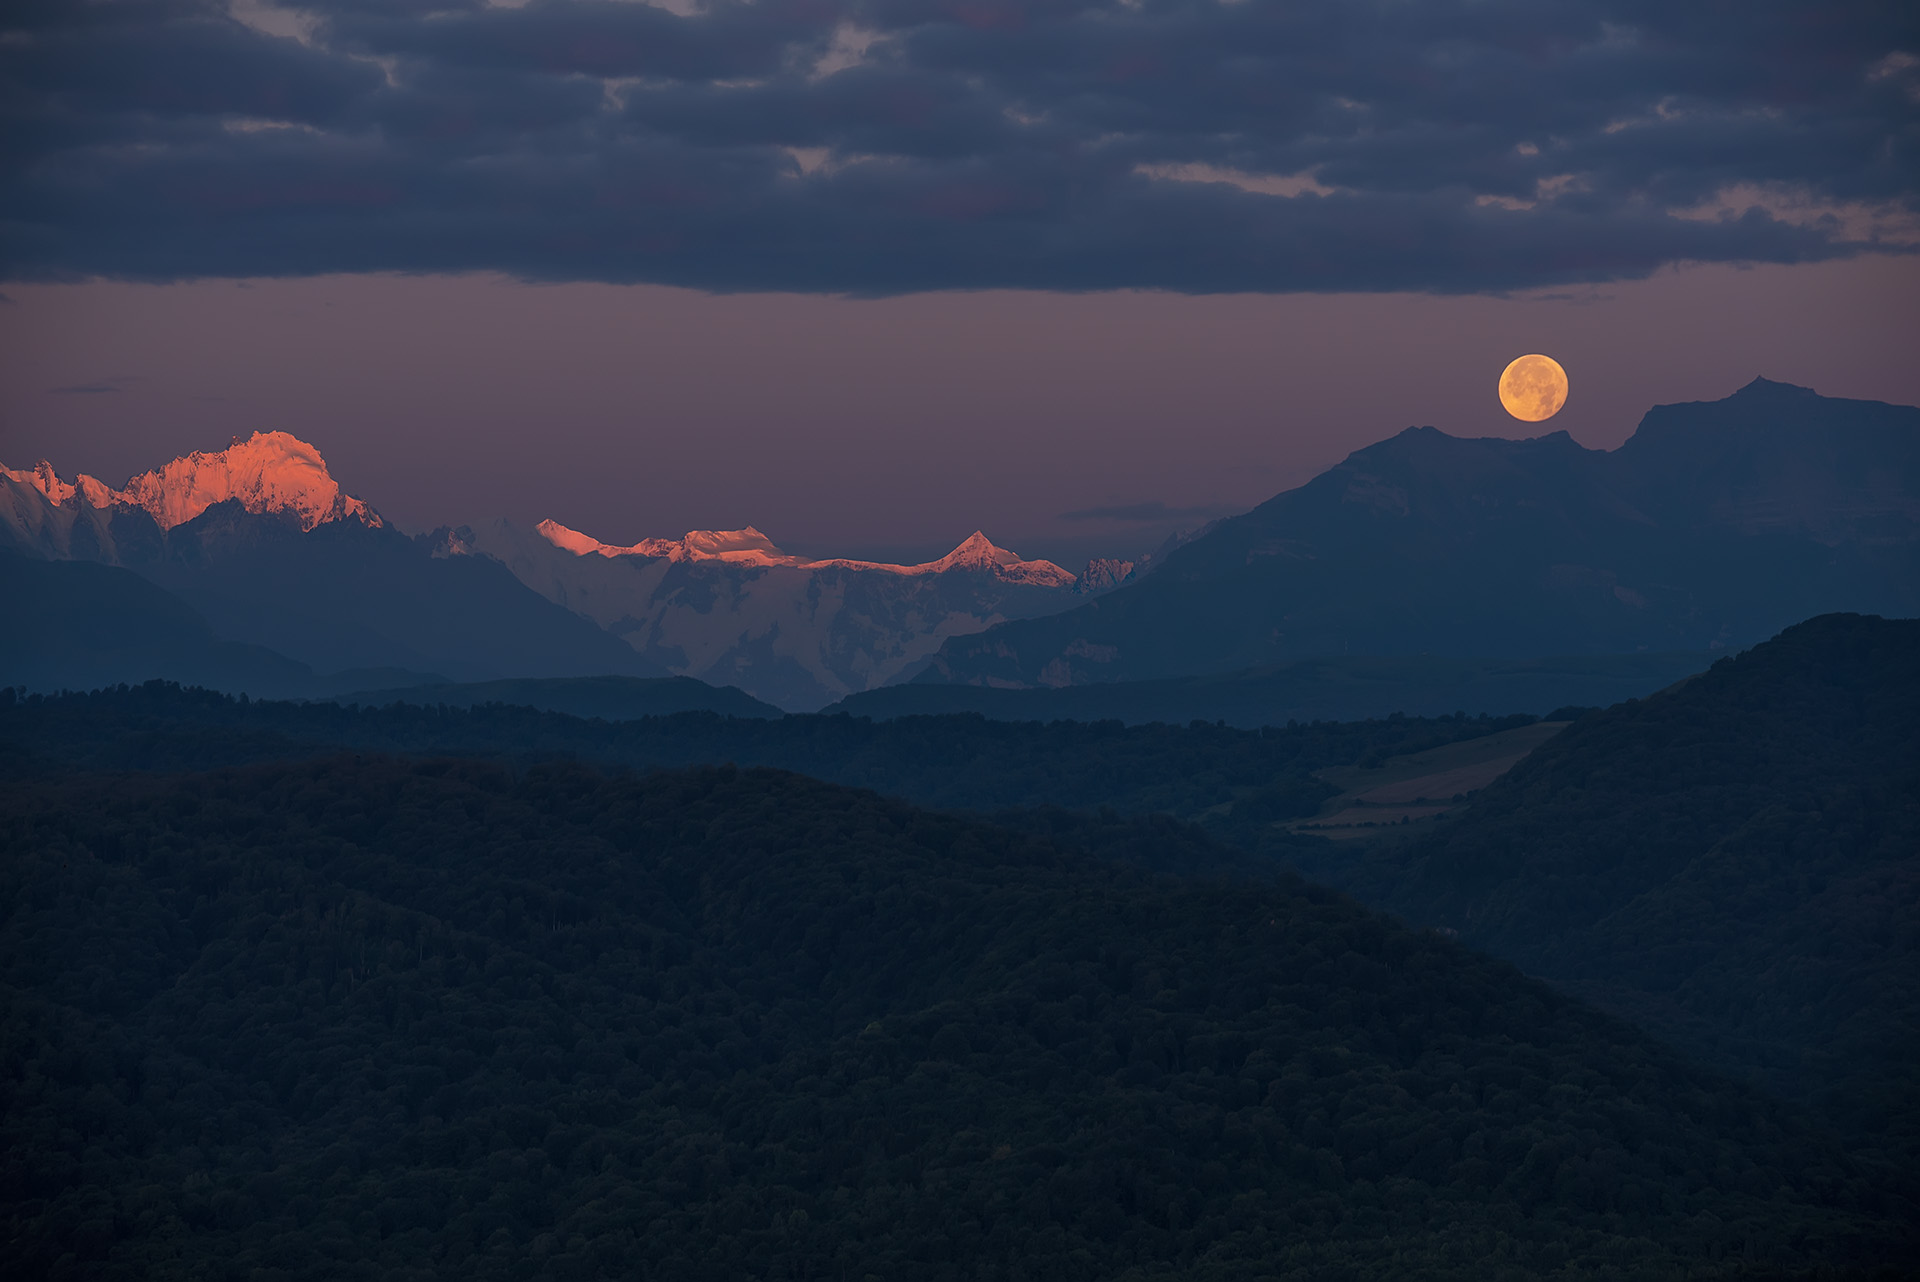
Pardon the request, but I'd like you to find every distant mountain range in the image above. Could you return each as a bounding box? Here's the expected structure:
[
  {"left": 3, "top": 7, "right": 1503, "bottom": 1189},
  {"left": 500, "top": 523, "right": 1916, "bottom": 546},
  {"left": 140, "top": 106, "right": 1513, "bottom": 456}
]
[
  {"left": 2, "top": 432, "right": 1134, "bottom": 709},
  {"left": 915, "top": 379, "right": 1920, "bottom": 689},
  {"left": 6, "top": 378, "right": 1915, "bottom": 716},
  {"left": 451, "top": 520, "right": 1097, "bottom": 709},
  {"left": 2, "top": 433, "right": 667, "bottom": 688}
]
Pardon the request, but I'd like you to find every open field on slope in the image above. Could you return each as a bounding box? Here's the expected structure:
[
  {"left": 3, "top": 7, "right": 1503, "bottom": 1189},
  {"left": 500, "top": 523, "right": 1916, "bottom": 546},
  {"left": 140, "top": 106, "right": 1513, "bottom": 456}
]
[{"left": 1292, "top": 719, "right": 1569, "bottom": 838}]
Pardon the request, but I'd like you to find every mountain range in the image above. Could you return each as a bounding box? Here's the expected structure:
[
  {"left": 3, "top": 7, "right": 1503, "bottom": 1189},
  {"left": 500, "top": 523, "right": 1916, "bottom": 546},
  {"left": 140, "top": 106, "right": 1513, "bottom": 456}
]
[
  {"left": 448, "top": 519, "right": 1094, "bottom": 709},
  {"left": 2, "top": 432, "right": 667, "bottom": 687},
  {"left": 914, "top": 378, "right": 1920, "bottom": 690},
  {"left": 2, "top": 432, "right": 1112, "bottom": 709},
  {"left": 5, "top": 378, "right": 1916, "bottom": 718}
]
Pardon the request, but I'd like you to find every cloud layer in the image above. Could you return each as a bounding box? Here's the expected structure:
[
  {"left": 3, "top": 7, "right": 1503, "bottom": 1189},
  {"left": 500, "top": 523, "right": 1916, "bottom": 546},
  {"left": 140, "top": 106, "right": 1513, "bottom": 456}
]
[{"left": 4, "top": 0, "right": 1915, "bottom": 292}]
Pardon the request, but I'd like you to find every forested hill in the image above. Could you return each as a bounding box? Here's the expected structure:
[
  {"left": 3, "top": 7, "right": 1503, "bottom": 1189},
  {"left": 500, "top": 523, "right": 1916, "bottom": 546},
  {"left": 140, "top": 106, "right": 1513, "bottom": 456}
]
[
  {"left": 0, "top": 680, "right": 1540, "bottom": 830},
  {"left": 3, "top": 758, "right": 1910, "bottom": 1279},
  {"left": 1312, "top": 613, "right": 1920, "bottom": 1155}
]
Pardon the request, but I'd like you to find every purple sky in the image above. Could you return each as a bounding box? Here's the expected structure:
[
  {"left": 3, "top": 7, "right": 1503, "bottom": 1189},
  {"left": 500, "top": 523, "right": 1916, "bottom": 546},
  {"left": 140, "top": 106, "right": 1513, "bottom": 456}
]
[
  {"left": 3, "top": 256, "right": 1916, "bottom": 567},
  {"left": 5, "top": 1, "right": 1916, "bottom": 566}
]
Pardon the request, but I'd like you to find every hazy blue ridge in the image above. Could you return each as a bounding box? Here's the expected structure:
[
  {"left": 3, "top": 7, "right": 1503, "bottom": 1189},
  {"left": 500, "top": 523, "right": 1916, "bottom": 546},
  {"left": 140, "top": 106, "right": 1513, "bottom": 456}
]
[{"left": 918, "top": 381, "right": 1920, "bottom": 690}]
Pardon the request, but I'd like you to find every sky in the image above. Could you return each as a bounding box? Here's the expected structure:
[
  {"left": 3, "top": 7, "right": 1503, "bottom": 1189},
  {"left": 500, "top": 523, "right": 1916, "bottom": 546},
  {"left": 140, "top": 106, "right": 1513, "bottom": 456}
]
[{"left": 2, "top": 0, "right": 1917, "bottom": 565}]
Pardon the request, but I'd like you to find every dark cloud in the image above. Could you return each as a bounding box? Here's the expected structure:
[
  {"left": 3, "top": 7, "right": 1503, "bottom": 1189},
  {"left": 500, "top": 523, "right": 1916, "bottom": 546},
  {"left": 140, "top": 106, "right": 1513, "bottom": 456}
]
[
  {"left": 2, "top": 0, "right": 1913, "bottom": 292},
  {"left": 48, "top": 381, "right": 122, "bottom": 394},
  {"left": 1061, "top": 501, "right": 1231, "bottom": 523}
]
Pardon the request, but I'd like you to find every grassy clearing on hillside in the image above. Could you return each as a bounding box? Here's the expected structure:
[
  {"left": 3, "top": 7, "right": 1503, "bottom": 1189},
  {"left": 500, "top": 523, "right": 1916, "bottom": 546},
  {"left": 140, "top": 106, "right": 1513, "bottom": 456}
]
[{"left": 1293, "top": 721, "right": 1569, "bottom": 839}]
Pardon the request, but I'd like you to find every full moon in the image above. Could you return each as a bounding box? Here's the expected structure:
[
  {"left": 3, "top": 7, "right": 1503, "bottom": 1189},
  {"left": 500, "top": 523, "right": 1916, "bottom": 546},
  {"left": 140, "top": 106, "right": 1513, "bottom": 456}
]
[{"left": 1498, "top": 354, "right": 1569, "bottom": 422}]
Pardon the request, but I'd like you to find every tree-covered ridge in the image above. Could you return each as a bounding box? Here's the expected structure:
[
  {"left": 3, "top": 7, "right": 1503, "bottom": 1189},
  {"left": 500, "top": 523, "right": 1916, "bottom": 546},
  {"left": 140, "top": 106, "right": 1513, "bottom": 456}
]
[
  {"left": 2, "top": 758, "right": 1908, "bottom": 1280},
  {"left": 1312, "top": 613, "right": 1920, "bottom": 1154},
  {"left": 0, "top": 679, "right": 1539, "bottom": 827}
]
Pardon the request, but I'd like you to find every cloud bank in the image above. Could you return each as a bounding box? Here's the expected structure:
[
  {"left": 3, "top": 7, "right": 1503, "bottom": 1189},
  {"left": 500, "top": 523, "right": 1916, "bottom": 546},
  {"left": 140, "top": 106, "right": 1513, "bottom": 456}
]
[{"left": 3, "top": 0, "right": 1915, "bottom": 293}]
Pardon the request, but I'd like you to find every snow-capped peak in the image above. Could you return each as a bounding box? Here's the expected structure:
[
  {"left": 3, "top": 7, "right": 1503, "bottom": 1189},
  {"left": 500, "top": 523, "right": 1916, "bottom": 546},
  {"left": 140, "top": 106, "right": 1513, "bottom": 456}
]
[
  {"left": 117, "top": 431, "right": 376, "bottom": 531},
  {"left": 536, "top": 520, "right": 793, "bottom": 565},
  {"left": 681, "top": 527, "right": 788, "bottom": 561},
  {"left": 537, "top": 519, "right": 1076, "bottom": 584},
  {"left": 2, "top": 460, "right": 77, "bottom": 506},
  {"left": 2, "top": 431, "right": 378, "bottom": 532},
  {"left": 927, "top": 530, "right": 1021, "bottom": 572}
]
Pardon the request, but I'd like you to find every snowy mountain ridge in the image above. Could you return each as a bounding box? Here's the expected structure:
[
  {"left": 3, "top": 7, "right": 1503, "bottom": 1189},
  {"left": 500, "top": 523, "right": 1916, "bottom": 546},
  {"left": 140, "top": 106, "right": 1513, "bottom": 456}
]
[
  {"left": 3, "top": 431, "right": 379, "bottom": 533},
  {"left": 535, "top": 520, "right": 1077, "bottom": 587},
  {"left": 4, "top": 432, "right": 1140, "bottom": 709}
]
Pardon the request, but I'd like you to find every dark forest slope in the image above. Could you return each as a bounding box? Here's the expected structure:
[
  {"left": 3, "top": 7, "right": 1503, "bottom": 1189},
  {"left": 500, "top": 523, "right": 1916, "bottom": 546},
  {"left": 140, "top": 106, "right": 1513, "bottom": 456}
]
[
  {"left": 1311, "top": 613, "right": 1920, "bottom": 1154},
  {"left": 2, "top": 760, "right": 1909, "bottom": 1279}
]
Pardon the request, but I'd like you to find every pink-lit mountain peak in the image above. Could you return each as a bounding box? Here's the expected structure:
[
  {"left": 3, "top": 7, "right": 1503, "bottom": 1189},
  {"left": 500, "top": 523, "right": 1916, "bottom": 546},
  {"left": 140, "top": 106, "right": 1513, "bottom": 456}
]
[
  {"left": 929, "top": 530, "right": 1023, "bottom": 572},
  {"left": 537, "top": 519, "right": 1076, "bottom": 584},
  {"left": 118, "top": 431, "right": 376, "bottom": 531},
  {"left": 2, "top": 431, "right": 377, "bottom": 532},
  {"left": 535, "top": 520, "right": 786, "bottom": 564},
  {"left": 5, "top": 460, "right": 78, "bottom": 507}
]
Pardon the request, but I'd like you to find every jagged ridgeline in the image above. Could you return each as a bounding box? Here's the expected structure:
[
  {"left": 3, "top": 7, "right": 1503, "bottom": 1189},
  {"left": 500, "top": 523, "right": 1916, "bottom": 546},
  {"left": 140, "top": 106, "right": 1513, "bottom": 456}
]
[
  {"left": 0, "top": 433, "right": 1112, "bottom": 711},
  {"left": 917, "top": 379, "right": 1920, "bottom": 692},
  {"left": 3, "top": 761, "right": 1911, "bottom": 1279}
]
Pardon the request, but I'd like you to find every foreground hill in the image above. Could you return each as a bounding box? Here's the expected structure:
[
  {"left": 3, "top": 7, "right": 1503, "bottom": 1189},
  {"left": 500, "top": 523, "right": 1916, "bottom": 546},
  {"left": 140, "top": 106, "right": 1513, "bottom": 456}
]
[
  {"left": 916, "top": 380, "right": 1920, "bottom": 689},
  {"left": 1308, "top": 613, "right": 1920, "bottom": 1157},
  {"left": 3, "top": 759, "right": 1907, "bottom": 1278}
]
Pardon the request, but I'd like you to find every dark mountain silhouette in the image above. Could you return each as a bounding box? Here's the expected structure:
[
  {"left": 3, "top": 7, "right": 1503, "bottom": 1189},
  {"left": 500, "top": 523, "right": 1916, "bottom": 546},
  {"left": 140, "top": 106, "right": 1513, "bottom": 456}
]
[
  {"left": 831, "top": 650, "right": 1715, "bottom": 726},
  {"left": 915, "top": 380, "right": 1920, "bottom": 690},
  {"left": 0, "top": 550, "right": 321, "bottom": 697},
  {"left": 1301, "top": 613, "right": 1920, "bottom": 1159},
  {"left": 142, "top": 502, "right": 675, "bottom": 682}
]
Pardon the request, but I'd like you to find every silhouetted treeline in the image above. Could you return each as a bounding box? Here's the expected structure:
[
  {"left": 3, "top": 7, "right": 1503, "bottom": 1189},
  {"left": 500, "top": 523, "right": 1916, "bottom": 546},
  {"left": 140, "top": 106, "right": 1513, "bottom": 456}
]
[{"left": 0, "top": 680, "right": 1536, "bottom": 828}]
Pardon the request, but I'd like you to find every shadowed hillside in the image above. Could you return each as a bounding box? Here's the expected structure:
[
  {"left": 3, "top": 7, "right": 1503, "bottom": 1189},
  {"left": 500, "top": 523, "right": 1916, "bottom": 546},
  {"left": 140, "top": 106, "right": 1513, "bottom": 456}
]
[
  {"left": 3, "top": 759, "right": 1909, "bottom": 1278},
  {"left": 916, "top": 381, "right": 1919, "bottom": 690},
  {"left": 1304, "top": 613, "right": 1920, "bottom": 1157}
]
